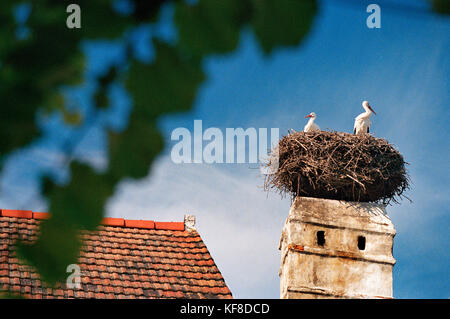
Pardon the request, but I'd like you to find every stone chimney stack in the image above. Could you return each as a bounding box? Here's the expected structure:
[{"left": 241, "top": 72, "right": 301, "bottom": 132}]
[
  {"left": 279, "top": 197, "right": 396, "bottom": 299},
  {"left": 184, "top": 214, "right": 196, "bottom": 232}
]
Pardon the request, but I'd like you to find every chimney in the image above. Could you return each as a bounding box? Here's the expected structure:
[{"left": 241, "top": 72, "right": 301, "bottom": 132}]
[
  {"left": 279, "top": 197, "right": 396, "bottom": 299},
  {"left": 184, "top": 214, "right": 196, "bottom": 232}
]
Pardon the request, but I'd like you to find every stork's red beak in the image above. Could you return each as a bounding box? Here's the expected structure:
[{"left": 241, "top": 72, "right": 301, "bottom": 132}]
[
  {"left": 369, "top": 105, "right": 376, "bottom": 115},
  {"left": 305, "top": 114, "right": 312, "bottom": 118}
]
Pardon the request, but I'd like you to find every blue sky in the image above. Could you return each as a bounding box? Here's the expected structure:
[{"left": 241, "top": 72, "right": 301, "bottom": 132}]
[{"left": 0, "top": 0, "right": 449, "bottom": 298}]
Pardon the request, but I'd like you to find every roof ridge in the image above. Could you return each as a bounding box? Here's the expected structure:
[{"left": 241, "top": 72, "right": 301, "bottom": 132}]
[{"left": 0, "top": 209, "right": 184, "bottom": 231}]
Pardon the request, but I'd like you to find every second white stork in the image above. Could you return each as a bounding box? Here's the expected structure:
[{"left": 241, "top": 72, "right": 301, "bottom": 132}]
[
  {"left": 304, "top": 112, "right": 320, "bottom": 132},
  {"left": 354, "top": 101, "right": 376, "bottom": 135}
]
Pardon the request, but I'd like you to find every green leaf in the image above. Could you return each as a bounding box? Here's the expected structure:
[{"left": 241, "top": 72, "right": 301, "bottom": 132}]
[
  {"left": 126, "top": 40, "right": 206, "bottom": 119},
  {"left": 431, "top": 0, "right": 450, "bottom": 14},
  {"left": 108, "top": 114, "right": 164, "bottom": 181},
  {"left": 43, "top": 93, "right": 84, "bottom": 126},
  {"left": 0, "top": 2, "right": 85, "bottom": 155},
  {"left": 77, "top": 0, "right": 133, "bottom": 39},
  {"left": 94, "top": 90, "right": 109, "bottom": 109},
  {"left": 94, "top": 66, "right": 118, "bottom": 109},
  {"left": 62, "top": 109, "right": 83, "bottom": 126},
  {"left": 130, "top": 0, "right": 166, "bottom": 22},
  {"left": 0, "top": 84, "right": 41, "bottom": 155},
  {"left": 0, "top": 290, "right": 25, "bottom": 299},
  {"left": 175, "top": 0, "right": 250, "bottom": 56},
  {"left": 250, "top": 0, "right": 318, "bottom": 54},
  {"left": 16, "top": 162, "right": 115, "bottom": 284},
  {"left": 16, "top": 220, "right": 82, "bottom": 286},
  {"left": 44, "top": 162, "right": 115, "bottom": 231}
]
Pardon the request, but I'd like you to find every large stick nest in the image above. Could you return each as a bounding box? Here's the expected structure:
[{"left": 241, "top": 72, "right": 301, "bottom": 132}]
[{"left": 263, "top": 131, "right": 410, "bottom": 204}]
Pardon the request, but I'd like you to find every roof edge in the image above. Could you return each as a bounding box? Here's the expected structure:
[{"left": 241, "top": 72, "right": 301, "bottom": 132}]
[{"left": 0, "top": 209, "right": 185, "bottom": 231}]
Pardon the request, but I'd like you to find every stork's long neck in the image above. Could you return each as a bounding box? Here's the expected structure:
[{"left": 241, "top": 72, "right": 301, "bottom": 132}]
[
  {"left": 307, "top": 117, "right": 316, "bottom": 125},
  {"left": 362, "top": 106, "right": 372, "bottom": 118}
]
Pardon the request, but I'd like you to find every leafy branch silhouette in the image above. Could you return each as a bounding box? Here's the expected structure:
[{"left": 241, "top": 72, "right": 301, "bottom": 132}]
[{"left": 1, "top": 0, "right": 318, "bottom": 287}]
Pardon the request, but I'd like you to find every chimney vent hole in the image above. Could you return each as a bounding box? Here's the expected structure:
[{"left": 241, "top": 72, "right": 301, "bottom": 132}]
[
  {"left": 358, "top": 236, "right": 366, "bottom": 250},
  {"left": 317, "top": 231, "right": 325, "bottom": 246}
]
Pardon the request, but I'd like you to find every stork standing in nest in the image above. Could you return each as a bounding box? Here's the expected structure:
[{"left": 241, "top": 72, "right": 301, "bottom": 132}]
[
  {"left": 354, "top": 101, "right": 376, "bottom": 135},
  {"left": 304, "top": 112, "right": 320, "bottom": 132}
]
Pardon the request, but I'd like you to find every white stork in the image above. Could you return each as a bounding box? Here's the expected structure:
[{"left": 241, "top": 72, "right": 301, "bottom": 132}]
[
  {"left": 354, "top": 101, "right": 376, "bottom": 135},
  {"left": 304, "top": 112, "right": 320, "bottom": 132}
]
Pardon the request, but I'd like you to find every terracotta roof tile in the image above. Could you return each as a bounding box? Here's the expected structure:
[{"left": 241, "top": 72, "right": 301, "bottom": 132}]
[
  {"left": 101, "top": 218, "right": 125, "bottom": 227},
  {"left": 1, "top": 210, "right": 33, "bottom": 219},
  {"left": 32, "top": 212, "right": 50, "bottom": 220},
  {"left": 124, "top": 220, "right": 155, "bottom": 229},
  {"left": 0, "top": 210, "right": 232, "bottom": 299}
]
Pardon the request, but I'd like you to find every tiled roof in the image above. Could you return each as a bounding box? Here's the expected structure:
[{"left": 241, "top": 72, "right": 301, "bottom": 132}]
[{"left": 0, "top": 209, "right": 232, "bottom": 299}]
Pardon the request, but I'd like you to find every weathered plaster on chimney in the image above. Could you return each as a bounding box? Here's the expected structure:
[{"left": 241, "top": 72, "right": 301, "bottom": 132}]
[{"left": 279, "top": 197, "right": 396, "bottom": 299}]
